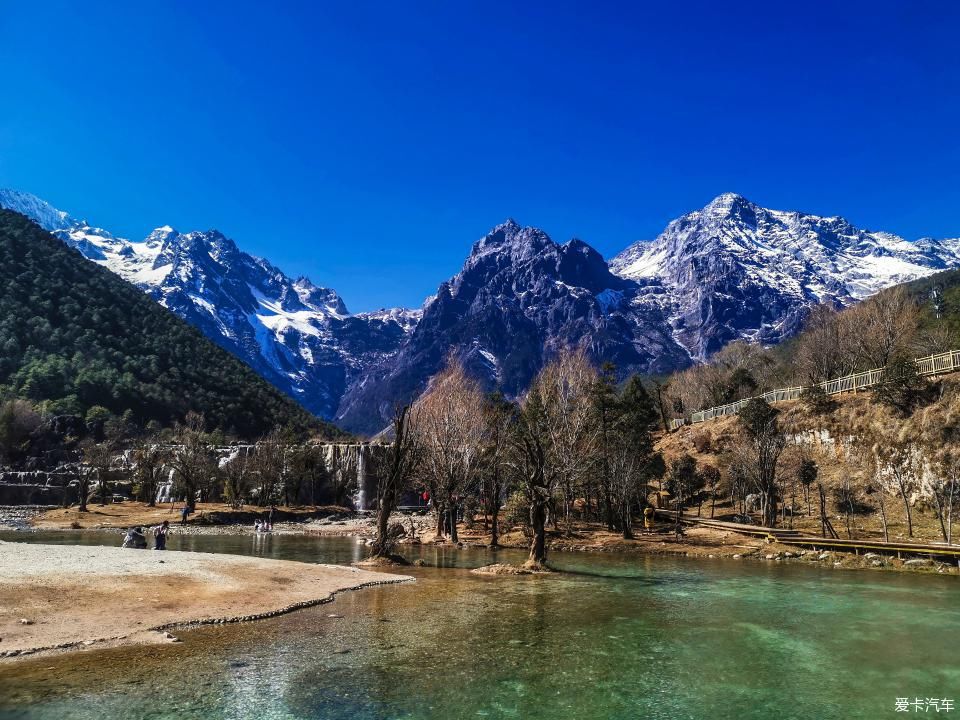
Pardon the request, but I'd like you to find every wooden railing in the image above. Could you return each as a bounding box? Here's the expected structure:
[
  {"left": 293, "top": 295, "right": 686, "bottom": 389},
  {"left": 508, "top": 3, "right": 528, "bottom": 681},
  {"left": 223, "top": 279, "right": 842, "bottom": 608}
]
[{"left": 669, "top": 349, "right": 960, "bottom": 429}]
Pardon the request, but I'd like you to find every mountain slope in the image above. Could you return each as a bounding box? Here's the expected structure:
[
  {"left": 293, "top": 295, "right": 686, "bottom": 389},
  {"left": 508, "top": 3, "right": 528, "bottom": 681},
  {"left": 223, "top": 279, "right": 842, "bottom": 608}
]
[
  {"left": 4, "top": 189, "right": 957, "bottom": 436},
  {"left": 336, "top": 220, "right": 690, "bottom": 432},
  {"left": 0, "top": 209, "right": 329, "bottom": 437},
  {"left": 0, "top": 190, "right": 419, "bottom": 419},
  {"left": 611, "top": 193, "right": 960, "bottom": 358}
]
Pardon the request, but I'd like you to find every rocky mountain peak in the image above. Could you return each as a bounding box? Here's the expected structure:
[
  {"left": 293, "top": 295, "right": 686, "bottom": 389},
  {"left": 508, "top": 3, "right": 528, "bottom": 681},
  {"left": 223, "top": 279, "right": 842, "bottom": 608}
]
[{"left": 0, "top": 189, "right": 75, "bottom": 232}]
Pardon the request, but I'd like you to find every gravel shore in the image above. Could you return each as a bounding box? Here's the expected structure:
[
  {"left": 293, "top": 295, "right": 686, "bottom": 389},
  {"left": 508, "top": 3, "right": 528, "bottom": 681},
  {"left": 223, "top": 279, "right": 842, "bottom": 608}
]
[{"left": 0, "top": 540, "right": 411, "bottom": 660}]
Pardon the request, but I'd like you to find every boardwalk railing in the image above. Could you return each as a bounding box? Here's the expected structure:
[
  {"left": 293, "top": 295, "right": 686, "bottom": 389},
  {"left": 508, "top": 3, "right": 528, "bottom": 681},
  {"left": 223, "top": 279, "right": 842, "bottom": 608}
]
[{"left": 670, "top": 349, "right": 960, "bottom": 430}]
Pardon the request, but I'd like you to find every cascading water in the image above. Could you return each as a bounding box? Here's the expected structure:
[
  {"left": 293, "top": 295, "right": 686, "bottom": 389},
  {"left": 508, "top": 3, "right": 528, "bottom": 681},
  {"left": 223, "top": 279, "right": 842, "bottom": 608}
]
[
  {"left": 353, "top": 445, "right": 366, "bottom": 511},
  {"left": 155, "top": 467, "right": 175, "bottom": 504}
]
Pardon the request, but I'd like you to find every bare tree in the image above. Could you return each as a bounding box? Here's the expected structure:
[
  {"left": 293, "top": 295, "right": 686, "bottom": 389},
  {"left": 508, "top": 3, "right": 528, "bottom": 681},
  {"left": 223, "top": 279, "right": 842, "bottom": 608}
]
[
  {"left": 81, "top": 439, "right": 116, "bottom": 506},
  {"left": 222, "top": 446, "right": 254, "bottom": 508},
  {"left": 480, "top": 393, "right": 514, "bottom": 547},
  {"left": 169, "top": 412, "right": 217, "bottom": 511},
  {"left": 506, "top": 387, "right": 553, "bottom": 568},
  {"left": 873, "top": 441, "right": 920, "bottom": 538},
  {"left": 846, "top": 286, "right": 920, "bottom": 370},
  {"left": 253, "top": 429, "right": 287, "bottom": 506},
  {"left": 75, "top": 439, "right": 101, "bottom": 512},
  {"left": 793, "top": 304, "right": 857, "bottom": 383},
  {"left": 411, "top": 358, "right": 486, "bottom": 543},
  {"left": 698, "top": 465, "right": 722, "bottom": 519},
  {"left": 369, "top": 406, "right": 421, "bottom": 559},
  {"left": 288, "top": 443, "right": 329, "bottom": 507},
  {"left": 131, "top": 437, "right": 167, "bottom": 506},
  {"left": 926, "top": 449, "right": 959, "bottom": 544},
  {"left": 536, "top": 348, "right": 599, "bottom": 534}
]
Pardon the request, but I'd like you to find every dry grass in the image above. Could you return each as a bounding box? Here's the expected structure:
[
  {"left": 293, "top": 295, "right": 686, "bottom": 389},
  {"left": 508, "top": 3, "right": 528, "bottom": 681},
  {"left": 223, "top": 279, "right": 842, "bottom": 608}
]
[{"left": 658, "top": 377, "right": 960, "bottom": 545}]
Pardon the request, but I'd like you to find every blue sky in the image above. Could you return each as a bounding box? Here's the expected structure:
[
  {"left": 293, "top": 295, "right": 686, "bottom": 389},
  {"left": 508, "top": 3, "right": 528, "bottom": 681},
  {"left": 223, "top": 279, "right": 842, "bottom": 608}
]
[{"left": 1, "top": 1, "right": 959, "bottom": 312}]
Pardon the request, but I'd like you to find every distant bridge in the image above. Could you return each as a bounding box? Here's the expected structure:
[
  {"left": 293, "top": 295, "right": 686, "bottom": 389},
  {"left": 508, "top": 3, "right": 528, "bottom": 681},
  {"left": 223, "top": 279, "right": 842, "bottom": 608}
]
[{"left": 670, "top": 349, "right": 960, "bottom": 430}]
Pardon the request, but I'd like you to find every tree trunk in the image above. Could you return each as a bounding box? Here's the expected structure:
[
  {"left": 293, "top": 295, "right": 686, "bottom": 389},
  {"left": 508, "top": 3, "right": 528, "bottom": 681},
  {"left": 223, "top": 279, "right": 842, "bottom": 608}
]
[
  {"left": 435, "top": 505, "right": 445, "bottom": 538},
  {"left": 490, "top": 504, "right": 500, "bottom": 548},
  {"left": 932, "top": 490, "right": 949, "bottom": 543},
  {"left": 878, "top": 491, "right": 890, "bottom": 543},
  {"left": 762, "top": 489, "right": 777, "bottom": 528},
  {"left": 79, "top": 481, "right": 88, "bottom": 513},
  {"left": 371, "top": 494, "right": 396, "bottom": 558},
  {"left": 817, "top": 484, "right": 826, "bottom": 537},
  {"left": 448, "top": 504, "right": 458, "bottom": 543},
  {"left": 898, "top": 482, "right": 914, "bottom": 537},
  {"left": 947, "top": 481, "right": 955, "bottom": 545},
  {"left": 527, "top": 500, "right": 547, "bottom": 567},
  {"left": 603, "top": 482, "right": 616, "bottom": 532},
  {"left": 621, "top": 507, "right": 633, "bottom": 539}
]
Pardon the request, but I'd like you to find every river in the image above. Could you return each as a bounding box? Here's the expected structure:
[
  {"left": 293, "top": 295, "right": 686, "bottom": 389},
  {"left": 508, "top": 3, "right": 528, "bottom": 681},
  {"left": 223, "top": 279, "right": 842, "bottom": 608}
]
[{"left": 0, "top": 530, "right": 957, "bottom": 719}]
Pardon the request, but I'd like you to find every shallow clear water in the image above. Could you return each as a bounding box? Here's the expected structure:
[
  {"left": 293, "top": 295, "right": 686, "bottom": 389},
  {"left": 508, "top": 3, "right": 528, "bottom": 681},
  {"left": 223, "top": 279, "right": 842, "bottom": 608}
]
[{"left": 1, "top": 530, "right": 958, "bottom": 720}]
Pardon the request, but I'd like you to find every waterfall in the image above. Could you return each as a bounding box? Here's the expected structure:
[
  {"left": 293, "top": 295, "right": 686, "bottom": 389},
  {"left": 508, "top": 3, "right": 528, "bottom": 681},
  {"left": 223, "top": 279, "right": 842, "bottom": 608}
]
[
  {"left": 353, "top": 445, "right": 367, "bottom": 511},
  {"left": 155, "top": 467, "right": 175, "bottom": 504}
]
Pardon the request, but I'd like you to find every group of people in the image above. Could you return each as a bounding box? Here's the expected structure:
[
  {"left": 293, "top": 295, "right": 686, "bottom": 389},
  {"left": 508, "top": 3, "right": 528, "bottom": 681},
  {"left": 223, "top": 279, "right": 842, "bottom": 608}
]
[
  {"left": 254, "top": 506, "right": 276, "bottom": 533},
  {"left": 121, "top": 520, "right": 170, "bottom": 550}
]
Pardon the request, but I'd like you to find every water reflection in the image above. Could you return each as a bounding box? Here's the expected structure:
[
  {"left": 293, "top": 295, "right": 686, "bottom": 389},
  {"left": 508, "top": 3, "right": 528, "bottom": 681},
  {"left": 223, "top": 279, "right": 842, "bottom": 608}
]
[{"left": 1, "top": 532, "right": 958, "bottom": 720}]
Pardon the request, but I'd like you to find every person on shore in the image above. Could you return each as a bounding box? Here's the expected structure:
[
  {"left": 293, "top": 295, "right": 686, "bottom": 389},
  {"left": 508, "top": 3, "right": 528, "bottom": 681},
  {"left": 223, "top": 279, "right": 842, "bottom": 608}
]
[
  {"left": 180, "top": 505, "right": 190, "bottom": 525},
  {"left": 122, "top": 526, "right": 147, "bottom": 549},
  {"left": 268, "top": 505, "right": 276, "bottom": 530},
  {"left": 154, "top": 520, "right": 169, "bottom": 550}
]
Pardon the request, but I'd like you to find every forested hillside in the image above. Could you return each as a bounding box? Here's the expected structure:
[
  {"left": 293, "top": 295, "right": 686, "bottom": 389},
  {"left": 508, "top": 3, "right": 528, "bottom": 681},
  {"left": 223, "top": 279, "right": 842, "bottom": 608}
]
[
  {"left": 0, "top": 210, "right": 335, "bottom": 438},
  {"left": 904, "top": 268, "right": 960, "bottom": 338}
]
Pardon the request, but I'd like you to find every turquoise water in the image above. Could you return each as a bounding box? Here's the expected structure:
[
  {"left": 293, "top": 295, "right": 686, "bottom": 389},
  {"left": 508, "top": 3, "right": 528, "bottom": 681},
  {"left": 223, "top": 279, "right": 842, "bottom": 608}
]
[{"left": 1, "top": 531, "right": 958, "bottom": 719}]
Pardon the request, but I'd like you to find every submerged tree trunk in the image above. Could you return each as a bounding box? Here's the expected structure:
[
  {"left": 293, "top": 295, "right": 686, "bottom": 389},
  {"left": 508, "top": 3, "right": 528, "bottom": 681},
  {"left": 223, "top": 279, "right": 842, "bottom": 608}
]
[{"left": 371, "top": 501, "right": 392, "bottom": 557}]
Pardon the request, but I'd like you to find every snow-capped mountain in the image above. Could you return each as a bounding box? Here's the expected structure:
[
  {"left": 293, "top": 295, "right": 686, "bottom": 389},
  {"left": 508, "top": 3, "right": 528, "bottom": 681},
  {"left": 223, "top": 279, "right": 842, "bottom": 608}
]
[
  {"left": 611, "top": 193, "right": 960, "bottom": 357},
  {"left": 4, "top": 188, "right": 957, "bottom": 434},
  {"left": 335, "top": 219, "right": 690, "bottom": 432},
  {"left": 0, "top": 189, "right": 419, "bottom": 419}
]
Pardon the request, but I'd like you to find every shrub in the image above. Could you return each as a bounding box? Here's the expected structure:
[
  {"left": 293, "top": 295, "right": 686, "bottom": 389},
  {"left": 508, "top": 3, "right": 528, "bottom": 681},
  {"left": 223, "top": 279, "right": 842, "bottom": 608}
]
[
  {"left": 691, "top": 431, "right": 712, "bottom": 454},
  {"left": 800, "top": 385, "right": 834, "bottom": 414},
  {"left": 872, "top": 354, "right": 930, "bottom": 416}
]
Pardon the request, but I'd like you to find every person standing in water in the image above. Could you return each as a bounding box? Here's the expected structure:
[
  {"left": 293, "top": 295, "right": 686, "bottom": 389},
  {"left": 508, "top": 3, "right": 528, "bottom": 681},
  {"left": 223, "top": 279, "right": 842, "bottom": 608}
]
[{"left": 154, "top": 520, "right": 169, "bottom": 550}]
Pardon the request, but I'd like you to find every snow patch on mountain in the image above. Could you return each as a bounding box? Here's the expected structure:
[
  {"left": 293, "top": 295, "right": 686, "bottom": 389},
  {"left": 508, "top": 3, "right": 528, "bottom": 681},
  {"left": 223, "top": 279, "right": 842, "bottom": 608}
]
[
  {"left": 611, "top": 192, "right": 960, "bottom": 357},
  {"left": 0, "top": 189, "right": 419, "bottom": 419}
]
